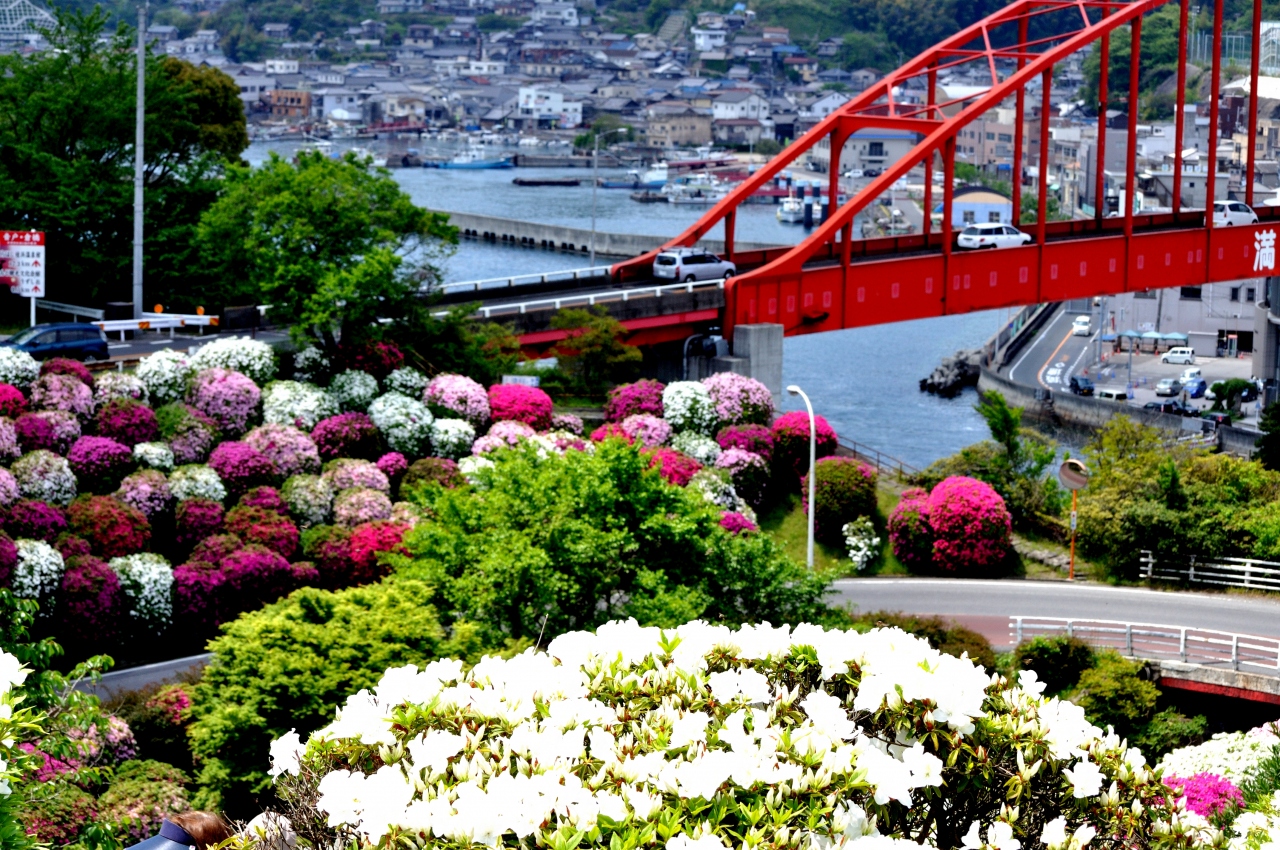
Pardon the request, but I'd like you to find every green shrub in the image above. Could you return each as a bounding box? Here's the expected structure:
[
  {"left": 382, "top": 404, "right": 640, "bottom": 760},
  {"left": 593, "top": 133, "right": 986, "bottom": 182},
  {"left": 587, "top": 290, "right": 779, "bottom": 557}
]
[
  {"left": 1013, "top": 636, "right": 1096, "bottom": 694},
  {"left": 395, "top": 440, "right": 832, "bottom": 647},
  {"left": 106, "top": 682, "right": 197, "bottom": 772},
  {"left": 803, "top": 457, "right": 878, "bottom": 545},
  {"left": 1241, "top": 743, "right": 1280, "bottom": 807},
  {"left": 1133, "top": 708, "right": 1208, "bottom": 759},
  {"left": 1070, "top": 651, "right": 1160, "bottom": 737},
  {"left": 97, "top": 759, "right": 191, "bottom": 844},
  {"left": 849, "top": 610, "right": 996, "bottom": 669},
  {"left": 187, "top": 579, "right": 490, "bottom": 816}
]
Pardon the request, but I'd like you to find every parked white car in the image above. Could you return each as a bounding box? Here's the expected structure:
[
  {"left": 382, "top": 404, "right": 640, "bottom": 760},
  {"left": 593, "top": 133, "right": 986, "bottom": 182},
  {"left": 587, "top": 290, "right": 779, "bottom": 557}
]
[
  {"left": 1072, "top": 316, "right": 1092, "bottom": 336},
  {"left": 652, "top": 249, "right": 736, "bottom": 282},
  {"left": 1213, "top": 201, "right": 1259, "bottom": 226},
  {"left": 1161, "top": 346, "right": 1197, "bottom": 365},
  {"left": 1180, "top": 367, "right": 1202, "bottom": 383},
  {"left": 957, "top": 223, "right": 1033, "bottom": 249}
]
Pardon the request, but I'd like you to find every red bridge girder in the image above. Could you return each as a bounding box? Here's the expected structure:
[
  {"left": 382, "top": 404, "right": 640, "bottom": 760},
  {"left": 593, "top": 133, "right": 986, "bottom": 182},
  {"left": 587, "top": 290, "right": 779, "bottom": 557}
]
[{"left": 611, "top": 0, "right": 1272, "bottom": 341}]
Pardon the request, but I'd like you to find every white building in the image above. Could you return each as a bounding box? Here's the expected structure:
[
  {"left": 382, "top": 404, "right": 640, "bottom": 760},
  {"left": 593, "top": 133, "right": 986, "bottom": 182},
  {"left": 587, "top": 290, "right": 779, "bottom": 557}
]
[
  {"left": 691, "top": 27, "right": 727, "bottom": 52},
  {"left": 530, "top": 1, "right": 578, "bottom": 27},
  {"left": 265, "top": 59, "right": 299, "bottom": 74},
  {"left": 711, "top": 90, "right": 770, "bottom": 121},
  {"left": 517, "top": 85, "right": 582, "bottom": 128}
]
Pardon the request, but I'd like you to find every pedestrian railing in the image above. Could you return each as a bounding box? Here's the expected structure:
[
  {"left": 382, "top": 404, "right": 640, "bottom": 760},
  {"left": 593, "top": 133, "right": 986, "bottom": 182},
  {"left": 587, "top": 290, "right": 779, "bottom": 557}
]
[
  {"left": 1009, "top": 616, "right": 1280, "bottom": 672},
  {"left": 467, "top": 278, "right": 727, "bottom": 318},
  {"left": 435, "top": 266, "right": 613, "bottom": 296},
  {"left": 36, "top": 300, "right": 105, "bottom": 320},
  {"left": 1139, "top": 550, "right": 1280, "bottom": 592},
  {"left": 839, "top": 437, "right": 920, "bottom": 479}
]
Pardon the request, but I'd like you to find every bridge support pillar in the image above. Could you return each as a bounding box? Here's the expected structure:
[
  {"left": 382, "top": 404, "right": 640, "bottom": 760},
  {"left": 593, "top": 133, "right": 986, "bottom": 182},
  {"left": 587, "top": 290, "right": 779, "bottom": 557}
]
[{"left": 733, "top": 323, "right": 784, "bottom": 407}]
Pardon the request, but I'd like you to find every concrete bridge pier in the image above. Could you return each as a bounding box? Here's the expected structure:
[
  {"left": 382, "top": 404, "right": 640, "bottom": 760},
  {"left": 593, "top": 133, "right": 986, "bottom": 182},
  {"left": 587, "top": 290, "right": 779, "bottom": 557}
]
[{"left": 670, "top": 323, "right": 785, "bottom": 406}]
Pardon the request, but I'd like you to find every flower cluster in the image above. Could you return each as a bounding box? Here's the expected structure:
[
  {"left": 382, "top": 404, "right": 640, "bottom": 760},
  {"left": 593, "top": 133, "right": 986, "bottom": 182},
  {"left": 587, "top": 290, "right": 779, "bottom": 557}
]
[
  {"left": 551, "top": 412, "right": 584, "bottom": 435},
  {"left": 385, "top": 367, "right": 429, "bottom": 398},
  {"left": 605, "top": 379, "right": 665, "bottom": 421},
  {"left": 0, "top": 384, "right": 25, "bottom": 418},
  {"left": 294, "top": 347, "right": 332, "bottom": 384},
  {"left": 662, "top": 381, "right": 717, "bottom": 434},
  {"left": 714, "top": 447, "right": 769, "bottom": 508},
  {"left": 156, "top": 403, "right": 219, "bottom": 464},
  {"left": 889, "top": 477, "right": 1013, "bottom": 575},
  {"left": 116, "top": 469, "right": 174, "bottom": 519},
  {"left": 94, "top": 372, "right": 149, "bottom": 405},
  {"left": 170, "top": 464, "right": 228, "bottom": 503},
  {"left": 13, "top": 450, "right": 78, "bottom": 505},
  {"left": 273, "top": 619, "right": 1207, "bottom": 850},
  {"left": 703, "top": 372, "right": 774, "bottom": 427},
  {"left": 331, "top": 370, "right": 381, "bottom": 412},
  {"left": 648, "top": 447, "right": 702, "bottom": 486},
  {"left": 368, "top": 393, "right": 434, "bottom": 458},
  {"left": 620, "top": 414, "right": 671, "bottom": 448},
  {"left": 430, "top": 419, "right": 476, "bottom": 460},
  {"left": 0, "top": 417, "right": 18, "bottom": 461},
  {"left": 132, "top": 441, "right": 176, "bottom": 471},
  {"left": 7, "top": 498, "right": 66, "bottom": 542},
  {"left": 0, "top": 347, "right": 40, "bottom": 389},
  {"left": 424, "top": 374, "right": 490, "bottom": 427},
  {"left": 96, "top": 399, "right": 160, "bottom": 446},
  {"left": 488, "top": 383, "right": 554, "bottom": 430},
  {"left": 323, "top": 459, "right": 391, "bottom": 493},
  {"left": 67, "top": 436, "right": 135, "bottom": 492},
  {"left": 333, "top": 487, "right": 393, "bottom": 527},
  {"left": 282, "top": 474, "right": 335, "bottom": 526},
  {"left": 671, "top": 431, "right": 722, "bottom": 465},
  {"left": 18, "top": 409, "right": 82, "bottom": 455},
  {"left": 1159, "top": 727, "right": 1280, "bottom": 783},
  {"left": 137, "top": 349, "right": 194, "bottom": 405},
  {"left": 772, "top": 411, "right": 839, "bottom": 478},
  {"left": 243, "top": 424, "right": 322, "bottom": 478},
  {"left": 189, "top": 336, "right": 277, "bottom": 384},
  {"left": 68, "top": 495, "right": 152, "bottom": 558},
  {"left": 13, "top": 538, "right": 65, "bottom": 606},
  {"left": 209, "top": 441, "right": 278, "bottom": 497},
  {"left": 109, "top": 553, "right": 174, "bottom": 633},
  {"left": 263, "top": 380, "right": 340, "bottom": 431},
  {"left": 189, "top": 369, "right": 261, "bottom": 435},
  {"left": 1164, "top": 774, "right": 1244, "bottom": 818},
  {"left": 720, "top": 510, "right": 758, "bottom": 534},
  {"left": 31, "top": 373, "right": 94, "bottom": 419},
  {"left": 842, "top": 517, "right": 881, "bottom": 571}
]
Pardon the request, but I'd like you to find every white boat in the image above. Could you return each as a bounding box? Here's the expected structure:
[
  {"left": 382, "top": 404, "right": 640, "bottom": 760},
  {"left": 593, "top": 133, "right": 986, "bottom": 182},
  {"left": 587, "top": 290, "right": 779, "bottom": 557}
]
[
  {"left": 776, "top": 193, "right": 805, "bottom": 223},
  {"left": 662, "top": 172, "right": 727, "bottom": 203},
  {"left": 346, "top": 146, "right": 388, "bottom": 168}
]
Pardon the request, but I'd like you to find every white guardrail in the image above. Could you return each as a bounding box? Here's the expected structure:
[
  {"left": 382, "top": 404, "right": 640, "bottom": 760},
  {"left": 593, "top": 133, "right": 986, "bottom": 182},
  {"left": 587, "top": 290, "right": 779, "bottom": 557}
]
[
  {"left": 434, "top": 266, "right": 613, "bottom": 296},
  {"left": 1139, "top": 550, "right": 1280, "bottom": 592},
  {"left": 95, "top": 312, "right": 218, "bottom": 340},
  {"left": 1010, "top": 616, "right": 1280, "bottom": 672},
  {"left": 461, "top": 278, "right": 727, "bottom": 319}
]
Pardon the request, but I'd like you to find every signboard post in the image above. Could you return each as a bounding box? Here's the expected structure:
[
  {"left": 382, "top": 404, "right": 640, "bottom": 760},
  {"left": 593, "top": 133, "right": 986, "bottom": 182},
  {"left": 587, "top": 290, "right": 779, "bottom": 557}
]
[
  {"left": 0, "top": 231, "right": 46, "bottom": 327},
  {"left": 1057, "top": 459, "right": 1090, "bottom": 581}
]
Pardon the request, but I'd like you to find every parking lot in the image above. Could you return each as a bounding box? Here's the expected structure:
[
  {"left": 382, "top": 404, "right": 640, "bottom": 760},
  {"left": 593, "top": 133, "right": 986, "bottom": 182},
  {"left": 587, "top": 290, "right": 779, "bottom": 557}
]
[{"left": 1086, "top": 348, "right": 1262, "bottom": 427}]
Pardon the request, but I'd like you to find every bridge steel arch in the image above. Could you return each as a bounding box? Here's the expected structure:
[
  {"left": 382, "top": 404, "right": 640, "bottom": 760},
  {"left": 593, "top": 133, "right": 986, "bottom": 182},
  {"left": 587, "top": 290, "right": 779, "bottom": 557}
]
[{"left": 613, "top": 0, "right": 1276, "bottom": 342}]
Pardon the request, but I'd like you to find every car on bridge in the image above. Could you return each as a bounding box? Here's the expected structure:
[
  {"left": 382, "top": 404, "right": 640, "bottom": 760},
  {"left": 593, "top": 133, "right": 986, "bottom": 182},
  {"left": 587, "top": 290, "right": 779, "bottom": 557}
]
[
  {"left": 652, "top": 249, "right": 736, "bottom": 283},
  {"left": 1154, "top": 377, "right": 1183, "bottom": 396},
  {"left": 1213, "top": 200, "right": 1260, "bottom": 227},
  {"left": 957, "top": 223, "right": 1033, "bottom": 250}
]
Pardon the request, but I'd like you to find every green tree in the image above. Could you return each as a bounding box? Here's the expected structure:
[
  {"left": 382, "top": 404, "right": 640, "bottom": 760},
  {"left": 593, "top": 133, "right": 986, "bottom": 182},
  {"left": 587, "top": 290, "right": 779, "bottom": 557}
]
[
  {"left": 0, "top": 8, "right": 248, "bottom": 308},
  {"left": 196, "top": 151, "right": 458, "bottom": 351},
  {"left": 548, "top": 307, "right": 643, "bottom": 397},
  {"left": 1080, "top": 6, "right": 1184, "bottom": 119}
]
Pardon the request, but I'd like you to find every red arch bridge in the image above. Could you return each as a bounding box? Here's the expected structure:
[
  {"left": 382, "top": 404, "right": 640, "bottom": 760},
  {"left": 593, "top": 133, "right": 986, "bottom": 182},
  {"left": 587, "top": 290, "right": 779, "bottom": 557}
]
[{"left": 447, "top": 0, "right": 1280, "bottom": 353}]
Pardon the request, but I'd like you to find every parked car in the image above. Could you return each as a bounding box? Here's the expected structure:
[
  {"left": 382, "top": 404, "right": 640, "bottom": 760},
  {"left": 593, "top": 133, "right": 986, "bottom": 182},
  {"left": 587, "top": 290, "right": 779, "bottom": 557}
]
[
  {"left": 1144, "top": 400, "right": 1197, "bottom": 416},
  {"left": 652, "top": 249, "right": 736, "bottom": 282},
  {"left": 1096, "top": 387, "right": 1129, "bottom": 402},
  {"left": 863, "top": 168, "right": 881, "bottom": 177},
  {"left": 842, "top": 168, "right": 864, "bottom": 179},
  {"left": 1068, "top": 375, "right": 1095, "bottom": 396},
  {"left": 1212, "top": 200, "right": 1259, "bottom": 226},
  {"left": 1161, "top": 346, "right": 1196, "bottom": 365},
  {"left": 1201, "top": 411, "right": 1233, "bottom": 426},
  {"left": 1184, "top": 377, "right": 1208, "bottom": 398},
  {"left": 957, "top": 223, "right": 1034, "bottom": 250},
  {"left": 1154, "top": 378, "right": 1183, "bottom": 396},
  {"left": 0, "top": 323, "right": 109, "bottom": 362},
  {"left": 1071, "top": 315, "right": 1092, "bottom": 336},
  {"left": 1180, "top": 367, "right": 1202, "bottom": 382}
]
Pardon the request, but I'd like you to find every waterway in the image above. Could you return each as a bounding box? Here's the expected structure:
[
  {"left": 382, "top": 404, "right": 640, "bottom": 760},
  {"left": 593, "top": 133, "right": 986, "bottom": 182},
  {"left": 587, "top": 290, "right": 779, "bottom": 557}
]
[{"left": 245, "top": 139, "right": 994, "bottom": 466}]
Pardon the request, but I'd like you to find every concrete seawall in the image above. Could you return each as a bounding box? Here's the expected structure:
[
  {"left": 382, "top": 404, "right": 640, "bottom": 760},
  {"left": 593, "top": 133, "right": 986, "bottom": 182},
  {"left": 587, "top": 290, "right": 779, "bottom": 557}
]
[{"left": 440, "top": 210, "right": 782, "bottom": 260}]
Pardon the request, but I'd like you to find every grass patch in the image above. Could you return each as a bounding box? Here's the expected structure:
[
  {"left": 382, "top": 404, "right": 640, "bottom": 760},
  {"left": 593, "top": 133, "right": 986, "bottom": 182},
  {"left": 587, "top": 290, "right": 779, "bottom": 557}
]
[{"left": 758, "top": 484, "right": 908, "bottom": 576}]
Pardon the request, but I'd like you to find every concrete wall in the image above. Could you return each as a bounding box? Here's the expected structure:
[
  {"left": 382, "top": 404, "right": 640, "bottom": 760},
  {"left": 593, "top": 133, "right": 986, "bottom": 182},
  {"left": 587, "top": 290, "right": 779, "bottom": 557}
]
[
  {"left": 978, "top": 367, "right": 1197, "bottom": 433},
  {"left": 442, "top": 210, "right": 781, "bottom": 260},
  {"left": 1220, "top": 424, "right": 1260, "bottom": 458}
]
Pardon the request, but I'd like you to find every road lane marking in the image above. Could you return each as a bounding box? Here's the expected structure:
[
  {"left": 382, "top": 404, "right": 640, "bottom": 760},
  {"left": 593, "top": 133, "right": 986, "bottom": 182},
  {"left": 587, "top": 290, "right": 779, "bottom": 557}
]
[
  {"left": 1008, "top": 307, "right": 1065, "bottom": 384},
  {"left": 1036, "top": 326, "right": 1076, "bottom": 390}
]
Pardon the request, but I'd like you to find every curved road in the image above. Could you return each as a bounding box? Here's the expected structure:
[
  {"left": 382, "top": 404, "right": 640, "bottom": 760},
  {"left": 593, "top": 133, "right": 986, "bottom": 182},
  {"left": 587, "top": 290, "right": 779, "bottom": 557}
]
[{"left": 832, "top": 578, "right": 1280, "bottom": 646}]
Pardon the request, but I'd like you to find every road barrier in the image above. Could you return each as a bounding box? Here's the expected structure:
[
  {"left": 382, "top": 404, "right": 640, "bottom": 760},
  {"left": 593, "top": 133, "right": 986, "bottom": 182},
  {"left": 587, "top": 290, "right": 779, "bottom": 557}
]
[
  {"left": 1009, "top": 616, "right": 1280, "bottom": 672},
  {"left": 437, "top": 266, "right": 614, "bottom": 296},
  {"left": 464, "top": 278, "right": 728, "bottom": 319},
  {"left": 1139, "top": 550, "right": 1280, "bottom": 592}
]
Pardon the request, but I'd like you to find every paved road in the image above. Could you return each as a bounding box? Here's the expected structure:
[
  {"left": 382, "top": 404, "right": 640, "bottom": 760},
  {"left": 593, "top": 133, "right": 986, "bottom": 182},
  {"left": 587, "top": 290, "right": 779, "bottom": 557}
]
[
  {"left": 1006, "top": 302, "right": 1096, "bottom": 389},
  {"left": 832, "top": 578, "right": 1280, "bottom": 646},
  {"left": 78, "top": 653, "right": 211, "bottom": 698},
  {"left": 102, "top": 328, "right": 291, "bottom": 360}
]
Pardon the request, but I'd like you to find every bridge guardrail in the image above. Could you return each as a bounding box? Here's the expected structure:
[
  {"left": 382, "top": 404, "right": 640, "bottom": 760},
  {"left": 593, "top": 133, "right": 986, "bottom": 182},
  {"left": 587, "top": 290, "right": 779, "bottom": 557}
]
[
  {"left": 1139, "top": 550, "right": 1280, "bottom": 592},
  {"left": 436, "top": 266, "right": 614, "bottom": 296},
  {"left": 1009, "top": 616, "right": 1280, "bottom": 672},
  {"left": 465, "top": 278, "right": 727, "bottom": 319}
]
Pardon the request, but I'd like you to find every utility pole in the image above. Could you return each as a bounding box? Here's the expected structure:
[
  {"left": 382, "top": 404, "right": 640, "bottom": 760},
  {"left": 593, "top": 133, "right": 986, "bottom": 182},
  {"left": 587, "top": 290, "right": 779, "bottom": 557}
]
[{"left": 133, "top": 2, "right": 147, "bottom": 320}]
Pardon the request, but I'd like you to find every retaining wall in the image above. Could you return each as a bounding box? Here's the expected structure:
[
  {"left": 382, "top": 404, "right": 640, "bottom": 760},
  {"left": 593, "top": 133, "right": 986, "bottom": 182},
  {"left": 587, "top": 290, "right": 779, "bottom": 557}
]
[
  {"left": 978, "top": 367, "right": 1198, "bottom": 433},
  {"left": 442, "top": 210, "right": 781, "bottom": 260}
]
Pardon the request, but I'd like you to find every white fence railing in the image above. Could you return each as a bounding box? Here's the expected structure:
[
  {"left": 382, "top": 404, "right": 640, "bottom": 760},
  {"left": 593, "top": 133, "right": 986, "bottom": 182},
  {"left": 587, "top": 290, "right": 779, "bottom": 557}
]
[
  {"left": 461, "top": 278, "right": 727, "bottom": 319},
  {"left": 1009, "top": 616, "right": 1280, "bottom": 672},
  {"left": 436, "top": 266, "right": 613, "bottom": 296},
  {"left": 1139, "top": 550, "right": 1280, "bottom": 592}
]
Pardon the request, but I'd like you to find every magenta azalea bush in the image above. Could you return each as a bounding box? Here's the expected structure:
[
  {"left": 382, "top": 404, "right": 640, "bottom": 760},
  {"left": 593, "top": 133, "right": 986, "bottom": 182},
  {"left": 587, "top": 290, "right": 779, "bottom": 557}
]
[
  {"left": 423, "top": 374, "right": 490, "bottom": 427},
  {"left": 97, "top": 399, "right": 160, "bottom": 447},
  {"left": 311, "top": 412, "right": 382, "bottom": 461},
  {"left": 67, "top": 436, "right": 135, "bottom": 492},
  {"left": 4, "top": 499, "right": 68, "bottom": 543},
  {"left": 16, "top": 410, "right": 80, "bottom": 455},
  {"left": 620, "top": 414, "right": 671, "bottom": 448},
  {"left": 719, "top": 510, "right": 758, "bottom": 534},
  {"left": 31, "top": 372, "right": 94, "bottom": 419},
  {"left": 604, "top": 378, "right": 664, "bottom": 421},
  {"left": 188, "top": 368, "right": 261, "bottom": 435},
  {"left": 174, "top": 498, "right": 224, "bottom": 549},
  {"left": 1164, "top": 773, "right": 1244, "bottom": 818},
  {"left": 716, "top": 423, "right": 774, "bottom": 462},
  {"left": 0, "top": 383, "right": 27, "bottom": 418},
  {"left": 40, "top": 357, "right": 94, "bottom": 387},
  {"left": 771, "top": 411, "right": 839, "bottom": 479},
  {"left": 926, "top": 476, "right": 1013, "bottom": 573},
  {"left": 487, "top": 383, "right": 553, "bottom": 430},
  {"left": 243, "top": 424, "right": 321, "bottom": 478},
  {"left": 703, "top": 372, "right": 774, "bottom": 427},
  {"left": 208, "top": 441, "right": 278, "bottom": 497},
  {"left": 888, "top": 487, "right": 934, "bottom": 568}
]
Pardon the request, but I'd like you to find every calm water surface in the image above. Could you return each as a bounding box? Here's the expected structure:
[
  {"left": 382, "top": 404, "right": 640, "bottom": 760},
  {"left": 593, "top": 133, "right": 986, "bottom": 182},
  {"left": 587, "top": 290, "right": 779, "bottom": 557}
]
[{"left": 247, "top": 140, "right": 992, "bottom": 464}]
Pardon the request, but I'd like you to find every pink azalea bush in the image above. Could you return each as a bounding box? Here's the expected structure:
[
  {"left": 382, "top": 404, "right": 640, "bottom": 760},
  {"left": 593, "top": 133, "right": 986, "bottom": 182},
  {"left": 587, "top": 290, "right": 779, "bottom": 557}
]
[
  {"left": 0, "top": 468, "right": 18, "bottom": 507},
  {"left": 96, "top": 399, "right": 160, "bottom": 447},
  {"left": 115, "top": 470, "right": 173, "bottom": 519},
  {"left": 488, "top": 384, "right": 553, "bottom": 430},
  {"left": 703, "top": 372, "right": 774, "bottom": 427},
  {"left": 720, "top": 511, "right": 758, "bottom": 534},
  {"left": 40, "top": 357, "right": 94, "bottom": 387},
  {"left": 243, "top": 424, "right": 321, "bottom": 478},
  {"left": 322, "top": 458, "right": 390, "bottom": 493},
  {"left": 619, "top": 414, "right": 671, "bottom": 448},
  {"left": 716, "top": 424, "right": 774, "bottom": 462},
  {"left": 156, "top": 403, "right": 219, "bottom": 464},
  {"left": 208, "top": 441, "right": 279, "bottom": 497},
  {"left": 311, "top": 412, "right": 382, "bottom": 461},
  {"left": 926, "top": 476, "right": 1013, "bottom": 574},
  {"left": 473, "top": 420, "right": 536, "bottom": 454},
  {"left": 423, "top": 374, "right": 490, "bottom": 427},
  {"left": 333, "top": 487, "right": 393, "bottom": 527},
  {"left": 589, "top": 422, "right": 632, "bottom": 443},
  {"left": 239, "top": 485, "right": 286, "bottom": 514},
  {"left": 188, "top": 368, "right": 261, "bottom": 435},
  {"left": 550, "top": 413, "right": 584, "bottom": 435},
  {"left": 1164, "top": 774, "right": 1244, "bottom": 818},
  {"left": 604, "top": 379, "right": 664, "bottom": 421},
  {"left": 0, "top": 417, "right": 17, "bottom": 462},
  {"left": 647, "top": 448, "right": 702, "bottom": 486},
  {"left": 376, "top": 452, "right": 408, "bottom": 490},
  {"left": 67, "top": 436, "right": 135, "bottom": 492},
  {"left": 887, "top": 488, "right": 934, "bottom": 568},
  {"left": 0, "top": 383, "right": 27, "bottom": 418},
  {"left": 715, "top": 448, "right": 770, "bottom": 509},
  {"left": 16, "top": 411, "right": 80, "bottom": 455},
  {"left": 771, "top": 411, "right": 839, "bottom": 479},
  {"left": 31, "top": 372, "right": 94, "bottom": 419}
]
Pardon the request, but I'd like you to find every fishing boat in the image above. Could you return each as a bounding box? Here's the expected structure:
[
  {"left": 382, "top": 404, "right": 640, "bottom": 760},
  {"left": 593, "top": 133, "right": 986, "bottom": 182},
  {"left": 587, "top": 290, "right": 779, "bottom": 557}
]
[
  {"left": 776, "top": 192, "right": 805, "bottom": 223},
  {"left": 629, "top": 190, "right": 667, "bottom": 203},
  {"left": 662, "top": 173, "right": 728, "bottom": 204},
  {"left": 599, "top": 162, "right": 669, "bottom": 189},
  {"left": 513, "top": 177, "right": 581, "bottom": 187},
  {"left": 437, "top": 147, "right": 515, "bottom": 169}
]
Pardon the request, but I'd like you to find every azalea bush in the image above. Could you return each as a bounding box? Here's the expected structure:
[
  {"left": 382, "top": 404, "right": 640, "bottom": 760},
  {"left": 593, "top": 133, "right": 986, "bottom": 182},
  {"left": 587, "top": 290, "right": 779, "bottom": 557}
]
[
  {"left": 262, "top": 380, "right": 340, "bottom": 431},
  {"left": 704, "top": 371, "right": 775, "bottom": 427},
  {"left": 663, "top": 380, "right": 717, "bottom": 434},
  {"left": 268, "top": 618, "right": 1217, "bottom": 850},
  {"left": 888, "top": 477, "right": 1013, "bottom": 575},
  {"left": 189, "top": 336, "right": 277, "bottom": 385},
  {"left": 772, "top": 411, "right": 839, "bottom": 480},
  {"left": 803, "top": 457, "right": 879, "bottom": 546},
  {"left": 488, "top": 383, "right": 553, "bottom": 430},
  {"left": 424, "top": 374, "right": 490, "bottom": 427},
  {"left": 604, "top": 378, "right": 665, "bottom": 421}
]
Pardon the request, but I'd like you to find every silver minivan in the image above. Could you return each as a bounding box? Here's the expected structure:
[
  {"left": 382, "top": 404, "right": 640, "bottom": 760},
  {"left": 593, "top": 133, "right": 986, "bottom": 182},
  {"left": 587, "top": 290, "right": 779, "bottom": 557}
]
[
  {"left": 1161, "top": 347, "right": 1196, "bottom": 365},
  {"left": 1096, "top": 387, "right": 1129, "bottom": 402},
  {"left": 652, "top": 249, "right": 736, "bottom": 282}
]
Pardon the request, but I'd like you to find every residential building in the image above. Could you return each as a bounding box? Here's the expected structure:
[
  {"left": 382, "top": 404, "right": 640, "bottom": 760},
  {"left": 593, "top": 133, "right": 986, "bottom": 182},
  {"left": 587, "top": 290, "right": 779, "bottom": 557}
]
[
  {"left": 936, "top": 186, "right": 1014, "bottom": 227},
  {"left": 268, "top": 89, "right": 312, "bottom": 120},
  {"left": 691, "top": 27, "right": 727, "bottom": 52},
  {"left": 530, "top": 1, "right": 578, "bottom": 27},
  {"left": 807, "top": 128, "right": 916, "bottom": 174},
  {"left": 646, "top": 103, "right": 712, "bottom": 147},
  {"left": 516, "top": 85, "right": 583, "bottom": 128},
  {"left": 711, "top": 89, "right": 769, "bottom": 121},
  {"left": 263, "top": 23, "right": 291, "bottom": 40}
]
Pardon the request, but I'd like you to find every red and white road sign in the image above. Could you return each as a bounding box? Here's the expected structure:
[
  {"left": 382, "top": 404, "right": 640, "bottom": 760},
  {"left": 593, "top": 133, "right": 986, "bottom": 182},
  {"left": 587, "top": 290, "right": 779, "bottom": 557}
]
[{"left": 0, "top": 231, "right": 45, "bottom": 298}]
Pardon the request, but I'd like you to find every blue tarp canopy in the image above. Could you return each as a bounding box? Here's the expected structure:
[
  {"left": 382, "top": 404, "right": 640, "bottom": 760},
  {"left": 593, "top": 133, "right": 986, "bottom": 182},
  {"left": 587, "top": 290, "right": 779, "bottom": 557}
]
[
  {"left": 1119, "top": 329, "right": 1143, "bottom": 337},
  {"left": 1163, "top": 332, "right": 1189, "bottom": 340}
]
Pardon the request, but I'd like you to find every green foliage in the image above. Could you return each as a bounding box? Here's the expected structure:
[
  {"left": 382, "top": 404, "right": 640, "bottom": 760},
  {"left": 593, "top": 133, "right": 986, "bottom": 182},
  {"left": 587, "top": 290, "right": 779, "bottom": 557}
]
[
  {"left": 197, "top": 151, "right": 458, "bottom": 351},
  {"left": 809, "top": 458, "right": 879, "bottom": 546},
  {"left": 98, "top": 759, "right": 192, "bottom": 844},
  {"left": 913, "top": 391, "right": 1063, "bottom": 529},
  {"left": 394, "top": 440, "right": 833, "bottom": 647},
  {"left": 1258, "top": 401, "right": 1280, "bottom": 471},
  {"left": 571, "top": 115, "right": 637, "bottom": 150},
  {"left": 545, "top": 307, "right": 643, "bottom": 398},
  {"left": 848, "top": 610, "right": 995, "bottom": 669},
  {"left": 1132, "top": 709, "right": 1208, "bottom": 760},
  {"left": 1211, "top": 378, "right": 1255, "bottom": 412},
  {"left": 1013, "top": 636, "right": 1096, "bottom": 695},
  {"left": 1071, "top": 651, "right": 1160, "bottom": 739},
  {"left": 187, "top": 579, "right": 490, "bottom": 815},
  {"left": 0, "top": 8, "right": 248, "bottom": 309},
  {"left": 477, "top": 13, "right": 526, "bottom": 31},
  {"left": 1080, "top": 7, "right": 1187, "bottom": 119},
  {"left": 1240, "top": 743, "right": 1280, "bottom": 808}
]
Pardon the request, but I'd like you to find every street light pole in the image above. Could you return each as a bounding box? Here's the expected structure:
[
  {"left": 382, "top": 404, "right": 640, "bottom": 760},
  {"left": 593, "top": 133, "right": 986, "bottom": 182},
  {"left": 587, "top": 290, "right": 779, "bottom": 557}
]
[
  {"left": 590, "top": 127, "right": 627, "bottom": 267},
  {"left": 133, "top": 1, "right": 148, "bottom": 320},
  {"left": 787, "top": 384, "right": 816, "bottom": 568}
]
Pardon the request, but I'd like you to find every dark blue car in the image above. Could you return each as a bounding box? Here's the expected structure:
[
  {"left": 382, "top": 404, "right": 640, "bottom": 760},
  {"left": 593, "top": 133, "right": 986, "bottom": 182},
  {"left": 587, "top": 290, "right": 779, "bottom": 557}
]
[
  {"left": 1, "top": 323, "right": 109, "bottom": 362},
  {"left": 1184, "top": 378, "right": 1208, "bottom": 398}
]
